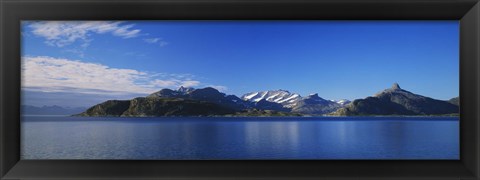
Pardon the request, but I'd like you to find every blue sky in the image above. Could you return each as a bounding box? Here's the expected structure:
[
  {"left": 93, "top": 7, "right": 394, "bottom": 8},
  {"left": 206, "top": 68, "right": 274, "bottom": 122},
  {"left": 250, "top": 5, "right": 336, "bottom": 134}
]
[{"left": 21, "top": 21, "right": 459, "bottom": 107}]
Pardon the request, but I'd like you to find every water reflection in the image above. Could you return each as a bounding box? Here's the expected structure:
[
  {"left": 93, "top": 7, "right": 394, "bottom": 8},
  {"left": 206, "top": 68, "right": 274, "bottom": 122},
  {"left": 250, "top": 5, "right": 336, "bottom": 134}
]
[
  {"left": 244, "top": 121, "right": 300, "bottom": 158},
  {"left": 21, "top": 116, "right": 459, "bottom": 159}
]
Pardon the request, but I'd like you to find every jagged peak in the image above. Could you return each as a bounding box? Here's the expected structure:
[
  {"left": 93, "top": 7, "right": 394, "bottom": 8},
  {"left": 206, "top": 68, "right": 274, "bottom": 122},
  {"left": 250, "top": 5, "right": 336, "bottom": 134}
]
[
  {"left": 178, "top": 86, "right": 195, "bottom": 93},
  {"left": 178, "top": 86, "right": 186, "bottom": 91},
  {"left": 374, "top": 83, "right": 403, "bottom": 96},
  {"left": 391, "top": 83, "right": 401, "bottom": 90}
]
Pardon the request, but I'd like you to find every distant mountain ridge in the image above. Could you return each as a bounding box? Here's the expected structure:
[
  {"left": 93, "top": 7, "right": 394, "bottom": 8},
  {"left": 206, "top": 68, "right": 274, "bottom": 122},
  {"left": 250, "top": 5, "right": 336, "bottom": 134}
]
[
  {"left": 23, "top": 105, "right": 86, "bottom": 115},
  {"left": 332, "top": 99, "right": 352, "bottom": 106},
  {"left": 76, "top": 84, "right": 458, "bottom": 117},
  {"left": 448, "top": 97, "right": 459, "bottom": 106},
  {"left": 291, "top": 93, "right": 343, "bottom": 114}
]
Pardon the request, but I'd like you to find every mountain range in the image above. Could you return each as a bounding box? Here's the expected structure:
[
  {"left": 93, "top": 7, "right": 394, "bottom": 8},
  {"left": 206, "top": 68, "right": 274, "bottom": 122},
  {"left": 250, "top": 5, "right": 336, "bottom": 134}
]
[{"left": 76, "top": 83, "right": 458, "bottom": 117}]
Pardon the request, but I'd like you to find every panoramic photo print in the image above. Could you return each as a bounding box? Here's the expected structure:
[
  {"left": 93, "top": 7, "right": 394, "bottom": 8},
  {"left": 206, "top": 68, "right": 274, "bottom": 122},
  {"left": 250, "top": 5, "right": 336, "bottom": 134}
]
[{"left": 21, "top": 21, "right": 459, "bottom": 159}]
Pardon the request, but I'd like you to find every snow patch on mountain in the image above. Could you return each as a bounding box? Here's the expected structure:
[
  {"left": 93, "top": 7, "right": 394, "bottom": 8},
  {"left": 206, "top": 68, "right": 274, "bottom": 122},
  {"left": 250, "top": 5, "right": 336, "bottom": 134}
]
[
  {"left": 242, "top": 90, "right": 302, "bottom": 108},
  {"left": 331, "top": 99, "right": 351, "bottom": 106}
]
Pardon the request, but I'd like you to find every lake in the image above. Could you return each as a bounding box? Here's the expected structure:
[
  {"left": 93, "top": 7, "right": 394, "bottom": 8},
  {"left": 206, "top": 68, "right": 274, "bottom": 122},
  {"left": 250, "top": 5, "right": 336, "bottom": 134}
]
[{"left": 21, "top": 116, "right": 459, "bottom": 160}]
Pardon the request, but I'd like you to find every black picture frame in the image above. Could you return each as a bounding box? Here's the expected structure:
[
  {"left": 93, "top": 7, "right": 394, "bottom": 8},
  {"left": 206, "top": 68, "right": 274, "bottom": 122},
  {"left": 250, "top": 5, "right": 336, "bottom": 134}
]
[{"left": 1, "top": 0, "right": 479, "bottom": 179}]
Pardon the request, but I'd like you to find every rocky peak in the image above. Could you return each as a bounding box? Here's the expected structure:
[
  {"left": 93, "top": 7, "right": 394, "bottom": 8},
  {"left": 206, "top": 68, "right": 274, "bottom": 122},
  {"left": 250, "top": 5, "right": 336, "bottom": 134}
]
[
  {"left": 374, "top": 83, "right": 405, "bottom": 97},
  {"left": 301, "top": 93, "right": 330, "bottom": 104},
  {"left": 391, "top": 83, "right": 401, "bottom": 90},
  {"left": 178, "top": 86, "right": 195, "bottom": 94}
]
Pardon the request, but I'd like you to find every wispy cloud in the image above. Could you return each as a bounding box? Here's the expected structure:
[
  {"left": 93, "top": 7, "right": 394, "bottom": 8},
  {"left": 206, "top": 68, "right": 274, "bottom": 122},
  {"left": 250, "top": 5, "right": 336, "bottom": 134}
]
[
  {"left": 28, "top": 21, "right": 141, "bottom": 47},
  {"left": 144, "top": 38, "right": 161, "bottom": 43},
  {"left": 182, "top": 81, "right": 201, "bottom": 87},
  {"left": 21, "top": 56, "right": 206, "bottom": 95},
  {"left": 144, "top": 37, "right": 169, "bottom": 47}
]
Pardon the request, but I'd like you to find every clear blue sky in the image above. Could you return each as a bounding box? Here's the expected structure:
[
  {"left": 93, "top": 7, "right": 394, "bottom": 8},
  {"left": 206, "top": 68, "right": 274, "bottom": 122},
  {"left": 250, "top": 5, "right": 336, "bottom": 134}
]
[{"left": 21, "top": 21, "right": 459, "bottom": 107}]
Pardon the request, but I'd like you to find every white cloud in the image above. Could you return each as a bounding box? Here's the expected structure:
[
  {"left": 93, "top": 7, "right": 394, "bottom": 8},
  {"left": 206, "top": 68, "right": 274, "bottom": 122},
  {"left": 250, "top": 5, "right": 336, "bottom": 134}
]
[
  {"left": 144, "top": 37, "right": 169, "bottom": 47},
  {"left": 181, "top": 81, "right": 201, "bottom": 87},
  {"left": 21, "top": 56, "right": 205, "bottom": 95},
  {"left": 149, "top": 79, "right": 179, "bottom": 87},
  {"left": 28, "top": 21, "right": 141, "bottom": 47},
  {"left": 112, "top": 24, "right": 141, "bottom": 38}
]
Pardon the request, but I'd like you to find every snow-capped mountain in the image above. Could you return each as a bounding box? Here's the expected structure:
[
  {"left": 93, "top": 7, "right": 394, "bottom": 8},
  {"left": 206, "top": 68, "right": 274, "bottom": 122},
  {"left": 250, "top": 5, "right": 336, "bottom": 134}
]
[
  {"left": 178, "top": 86, "right": 195, "bottom": 94},
  {"left": 331, "top": 99, "right": 351, "bottom": 106},
  {"left": 242, "top": 90, "right": 349, "bottom": 114},
  {"left": 241, "top": 90, "right": 302, "bottom": 108}
]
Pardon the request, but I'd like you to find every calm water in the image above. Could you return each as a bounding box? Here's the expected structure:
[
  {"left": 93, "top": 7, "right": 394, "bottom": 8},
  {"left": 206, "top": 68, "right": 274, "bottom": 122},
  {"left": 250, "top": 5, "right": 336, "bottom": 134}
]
[{"left": 21, "top": 116, "right": 459, "bottom": 160}]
